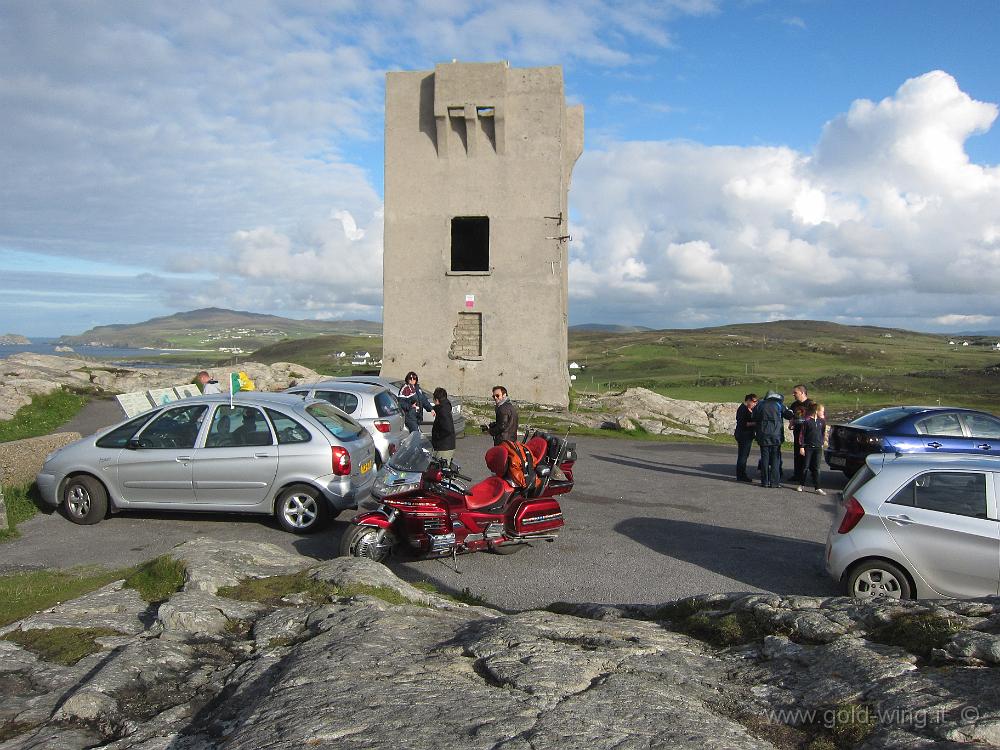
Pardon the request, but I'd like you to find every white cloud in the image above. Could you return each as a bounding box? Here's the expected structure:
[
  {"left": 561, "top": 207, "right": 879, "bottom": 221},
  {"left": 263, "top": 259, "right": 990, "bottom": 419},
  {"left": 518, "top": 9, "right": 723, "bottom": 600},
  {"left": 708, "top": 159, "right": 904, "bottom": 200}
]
[
  {"left": 934, "top": 314, "right": 993, "bottom": 327},
  {"left": 570, "top": 71, "right": 1000, "bottom": 330}
]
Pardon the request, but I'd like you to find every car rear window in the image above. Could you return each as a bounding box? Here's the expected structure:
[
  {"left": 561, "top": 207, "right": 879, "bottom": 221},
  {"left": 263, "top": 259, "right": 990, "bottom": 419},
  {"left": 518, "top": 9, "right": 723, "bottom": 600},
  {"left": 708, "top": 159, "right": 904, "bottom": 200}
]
[
  {"left": 265, "top": 408, "right": 312, "bottom": 444},
  {"left": 842, "top": 465, "right": 875, "bottom": 498},
  {"left": 851, "top": 408, "right": 910, "bottom": 428},
  {"left": 375, "top": 390, "right": 400, "bottom": 417},
  {"left": 888, "top": 471, "right": 987, "bottom": 518},
  {"left": 96, "top": 411, "right": 159, "bottom": 449},
  {"left": 306, "top": 403, "right": 365, "bottom": 441}
]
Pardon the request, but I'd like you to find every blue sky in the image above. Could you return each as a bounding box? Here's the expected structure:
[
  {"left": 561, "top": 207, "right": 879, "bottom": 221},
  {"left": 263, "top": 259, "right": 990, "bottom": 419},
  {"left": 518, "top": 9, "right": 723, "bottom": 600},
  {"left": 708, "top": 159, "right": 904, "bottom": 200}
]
[{"left": 2, "top": 1, "right": 999, "bottom": 336}]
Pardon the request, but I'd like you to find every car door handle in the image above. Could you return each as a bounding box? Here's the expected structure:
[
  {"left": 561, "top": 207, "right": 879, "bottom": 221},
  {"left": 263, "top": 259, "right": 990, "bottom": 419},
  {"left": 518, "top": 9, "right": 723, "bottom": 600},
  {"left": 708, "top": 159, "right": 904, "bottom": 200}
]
[
  {"left": 176, "top": 456, "right": 192, "bottom": 462},
  {"left": 885, "top": 514, "right": 915, "bottom": 525},
  {"left": 927, "top": 441, "right": 942, "bottom": 449},
  {"left": 978, "top": 443, "right": 991, "bottom": 450},
  {"left": 254, "top": 452, "right": 272, "bottom": 458}
]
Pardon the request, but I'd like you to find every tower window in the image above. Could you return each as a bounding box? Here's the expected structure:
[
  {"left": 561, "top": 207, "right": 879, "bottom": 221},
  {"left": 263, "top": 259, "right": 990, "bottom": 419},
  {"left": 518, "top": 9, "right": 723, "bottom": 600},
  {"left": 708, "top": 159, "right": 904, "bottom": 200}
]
[{"left": 451, "top": 217, "right": 489, "bottom": 272}]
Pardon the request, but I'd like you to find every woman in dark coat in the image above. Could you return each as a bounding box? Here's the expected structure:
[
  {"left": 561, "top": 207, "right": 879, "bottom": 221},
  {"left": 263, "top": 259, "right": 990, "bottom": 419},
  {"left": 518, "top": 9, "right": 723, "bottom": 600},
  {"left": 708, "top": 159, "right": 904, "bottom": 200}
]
[{"left": 431, "top": 387, "right": 456, "bottom": 463}]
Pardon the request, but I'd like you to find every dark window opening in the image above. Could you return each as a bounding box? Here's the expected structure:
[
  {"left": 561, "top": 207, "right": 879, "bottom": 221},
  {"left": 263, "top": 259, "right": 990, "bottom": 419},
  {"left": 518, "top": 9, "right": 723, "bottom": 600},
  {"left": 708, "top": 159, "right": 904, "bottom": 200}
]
[{"left": 451, "top": 217, "right": 489, "bottom": 271}]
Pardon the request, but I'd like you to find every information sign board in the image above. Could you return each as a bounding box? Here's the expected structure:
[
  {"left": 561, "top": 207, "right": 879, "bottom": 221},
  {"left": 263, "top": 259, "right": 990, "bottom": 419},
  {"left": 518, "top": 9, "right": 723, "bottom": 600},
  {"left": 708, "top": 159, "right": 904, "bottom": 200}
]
[
  {"left": 147, "top": 388, "right": 178, "bottom": 407},
  {"left": 174, "top": 384, "right": 201, "bottom": 399},
  {"left": 115, "top": 391, "right": 154, "bottom": 419}
]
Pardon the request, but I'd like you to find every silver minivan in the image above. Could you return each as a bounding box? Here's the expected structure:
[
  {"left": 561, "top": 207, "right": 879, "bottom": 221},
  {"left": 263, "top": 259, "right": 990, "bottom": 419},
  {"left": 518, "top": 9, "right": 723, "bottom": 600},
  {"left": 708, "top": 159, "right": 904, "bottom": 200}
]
[
  {"left": 284, "top": 381, "right": 406, "bottom": 467},
  {"left": 35, "top": 392, "right": 378, "bottom": 534},
  {"left": 826, "top": 452, "right": 1000, "bottom": 599}
]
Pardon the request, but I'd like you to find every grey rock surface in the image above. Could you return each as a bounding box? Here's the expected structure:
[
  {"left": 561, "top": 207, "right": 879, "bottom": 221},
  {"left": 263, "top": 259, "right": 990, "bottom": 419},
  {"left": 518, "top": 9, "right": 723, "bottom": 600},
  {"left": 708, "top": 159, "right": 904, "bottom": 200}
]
[{"left": 1, "top": 539, "right": 999, "bottom": 749}]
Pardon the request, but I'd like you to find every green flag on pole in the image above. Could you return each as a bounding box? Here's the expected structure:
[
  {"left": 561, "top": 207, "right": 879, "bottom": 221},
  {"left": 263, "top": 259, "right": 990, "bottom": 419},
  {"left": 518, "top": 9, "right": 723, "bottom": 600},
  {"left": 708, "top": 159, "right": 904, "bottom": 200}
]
[{"left": 230, "top": 372, "right": 242, "bottom": 393}]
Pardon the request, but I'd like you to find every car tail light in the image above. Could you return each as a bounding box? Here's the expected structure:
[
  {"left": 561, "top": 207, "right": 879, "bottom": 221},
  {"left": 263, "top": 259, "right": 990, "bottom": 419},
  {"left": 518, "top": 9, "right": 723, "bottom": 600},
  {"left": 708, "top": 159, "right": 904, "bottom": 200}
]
[
  {"left": 331, "top": 446, "right": 351, "bottom": 476},
  {"left": 837, "top": 496, "right": 865, "bottom": 534},
  {"left": 374, "top": 420, "right": 392, "bottom": 433}
]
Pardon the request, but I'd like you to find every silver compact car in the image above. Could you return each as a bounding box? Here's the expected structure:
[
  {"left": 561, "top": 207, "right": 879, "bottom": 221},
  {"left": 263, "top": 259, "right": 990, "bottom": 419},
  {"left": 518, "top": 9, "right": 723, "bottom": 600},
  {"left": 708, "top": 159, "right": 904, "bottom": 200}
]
[
  {"left": 284, "top": 381, "right": 406, "bottom": 467},
  {"left": 35, "top": 393, "right": 378, "bottom": 534},
  {"left": 826, "top": 452, "right": 1000, "bottom": 599},
  {"left": 333, "top": 375, "right": 467, "bottom": 437}
]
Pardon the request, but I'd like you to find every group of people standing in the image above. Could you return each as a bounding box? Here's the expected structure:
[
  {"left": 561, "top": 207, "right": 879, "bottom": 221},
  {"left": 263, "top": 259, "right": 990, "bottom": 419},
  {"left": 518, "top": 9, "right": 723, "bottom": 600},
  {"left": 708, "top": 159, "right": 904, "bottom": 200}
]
[
  {"left": 734, "top": 384, "right": 827, "bottom": 493},
  {"left": 396, "top": 372, "right": 520, "bottom": 463}
]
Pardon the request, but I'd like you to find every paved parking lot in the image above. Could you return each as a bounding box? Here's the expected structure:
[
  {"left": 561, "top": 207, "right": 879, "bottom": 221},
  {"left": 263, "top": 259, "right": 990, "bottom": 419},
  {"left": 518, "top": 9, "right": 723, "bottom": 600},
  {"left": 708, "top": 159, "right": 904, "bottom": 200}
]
[{"left": 2, "top": 409, "right": 847, "bottom": 610}]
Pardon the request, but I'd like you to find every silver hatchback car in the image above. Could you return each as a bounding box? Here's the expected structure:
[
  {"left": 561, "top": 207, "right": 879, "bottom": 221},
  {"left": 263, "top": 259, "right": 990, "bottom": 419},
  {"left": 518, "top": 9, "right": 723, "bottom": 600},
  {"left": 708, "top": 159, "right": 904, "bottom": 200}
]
[
  {"left": 35, "top": 392, "right": 378, "bottom": 534},
  {"left": 284, "top": 381, "right": 406, "bottom": 467},
  {"left": 826, "top": 452, "right": 1000, "bottom": 599}
]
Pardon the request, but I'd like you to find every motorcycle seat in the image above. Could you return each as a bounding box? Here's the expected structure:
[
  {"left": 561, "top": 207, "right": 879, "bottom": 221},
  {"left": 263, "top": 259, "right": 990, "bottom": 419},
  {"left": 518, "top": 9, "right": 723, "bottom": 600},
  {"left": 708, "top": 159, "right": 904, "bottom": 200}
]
[{"left": 467, "top": 476, "right": 513, "bottom": 510}]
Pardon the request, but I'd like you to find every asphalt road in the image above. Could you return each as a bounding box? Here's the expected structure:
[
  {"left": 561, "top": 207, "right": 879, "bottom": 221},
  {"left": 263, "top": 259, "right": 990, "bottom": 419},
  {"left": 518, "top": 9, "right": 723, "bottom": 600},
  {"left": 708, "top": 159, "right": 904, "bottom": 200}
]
[{"left": 1, "top": 400, "right": 847, "bottom": 610}]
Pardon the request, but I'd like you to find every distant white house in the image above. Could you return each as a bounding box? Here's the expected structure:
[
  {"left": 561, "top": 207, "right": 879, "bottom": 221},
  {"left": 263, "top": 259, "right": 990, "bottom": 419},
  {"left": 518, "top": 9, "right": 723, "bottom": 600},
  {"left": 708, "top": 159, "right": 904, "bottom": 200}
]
[
  {"left": 963, "top": 341, "right": 970, "bottom": 347},
  {"left": 994, "top": 342, "right": 1000, "bottom": 351},
  {"left": 569, "top": 361, "right": 581, "bottom": 369},
  {"left": 350, "top": 351, "right": 371, "bottom": 365},
  {"left": 949, "top": 340, "right": 955, "bottom": 345}
]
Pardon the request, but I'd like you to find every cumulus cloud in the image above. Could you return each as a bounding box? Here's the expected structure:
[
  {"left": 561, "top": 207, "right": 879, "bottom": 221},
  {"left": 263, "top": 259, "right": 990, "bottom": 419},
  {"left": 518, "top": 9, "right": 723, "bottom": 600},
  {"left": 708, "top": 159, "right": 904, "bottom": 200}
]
[{"left": 570, "top": 71, "right": 1000, "bottom": 330}]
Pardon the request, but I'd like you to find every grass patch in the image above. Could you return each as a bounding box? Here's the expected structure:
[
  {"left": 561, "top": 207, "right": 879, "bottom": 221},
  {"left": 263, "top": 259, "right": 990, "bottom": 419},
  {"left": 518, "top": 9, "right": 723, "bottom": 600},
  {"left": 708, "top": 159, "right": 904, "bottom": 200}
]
[
  {"left": 651, "top": 599, "right": 786, "bottom": 647},
  {"left": 3, "top": 626, "right": 118, "bottom": 666},
  {"left": 0, "top": 484, "right": 42, "bottom": 542},
  {"left": 0, "top": 567, "right": 130, "bottom": 628},
  {"left": 218, "top": 570, "right": 430, "bottom": 608},
  {"left": 0, "top": 555, "right": 187, "bottom": 628},
  {"left": 866, "top": 612, "right": 964, "bottom": 659},
  {"left": 0, "top": 389, "right": 87, "bottom": 443},
  {"left": 122, "top": 555, "right": 187, "bottom": 603}
]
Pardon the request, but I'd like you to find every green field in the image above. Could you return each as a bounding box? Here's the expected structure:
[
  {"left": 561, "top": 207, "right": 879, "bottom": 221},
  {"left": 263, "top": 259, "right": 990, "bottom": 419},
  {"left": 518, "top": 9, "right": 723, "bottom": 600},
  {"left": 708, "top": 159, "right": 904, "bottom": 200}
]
[
  {"left": 254, "top": 321, "right": 1000, "bottom": 420},
  {"left": 568, "top": 320, "right": 1000, "bottom": 419}
]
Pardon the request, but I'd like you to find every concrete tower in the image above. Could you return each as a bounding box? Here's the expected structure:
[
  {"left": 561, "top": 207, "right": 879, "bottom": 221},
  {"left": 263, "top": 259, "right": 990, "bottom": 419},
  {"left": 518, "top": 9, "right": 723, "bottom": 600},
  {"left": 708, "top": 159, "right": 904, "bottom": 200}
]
[{"left": 382, "top": 61, "right": 583, "bottom": 407}]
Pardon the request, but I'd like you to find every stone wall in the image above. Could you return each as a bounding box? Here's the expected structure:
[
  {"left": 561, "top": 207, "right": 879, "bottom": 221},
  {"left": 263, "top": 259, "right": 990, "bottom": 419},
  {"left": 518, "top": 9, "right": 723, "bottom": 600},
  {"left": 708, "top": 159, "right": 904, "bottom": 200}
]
[{"left": 0, "top": 432, "right": 82, "bottom": 488}]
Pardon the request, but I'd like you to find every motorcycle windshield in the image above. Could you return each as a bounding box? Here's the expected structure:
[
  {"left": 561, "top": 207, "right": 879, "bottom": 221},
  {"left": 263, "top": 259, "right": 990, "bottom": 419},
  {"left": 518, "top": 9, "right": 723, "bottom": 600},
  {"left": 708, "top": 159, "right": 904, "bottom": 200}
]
[{"left": 386, "top": 430, "right": 434, "bottom": 473}]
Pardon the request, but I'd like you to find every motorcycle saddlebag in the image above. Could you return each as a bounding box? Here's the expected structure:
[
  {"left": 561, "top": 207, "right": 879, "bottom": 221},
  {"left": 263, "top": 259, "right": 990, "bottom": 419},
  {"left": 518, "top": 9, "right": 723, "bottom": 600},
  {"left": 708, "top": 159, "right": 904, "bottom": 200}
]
[{"left": 513, "top": 498, "right": 564, "bottom": 535}]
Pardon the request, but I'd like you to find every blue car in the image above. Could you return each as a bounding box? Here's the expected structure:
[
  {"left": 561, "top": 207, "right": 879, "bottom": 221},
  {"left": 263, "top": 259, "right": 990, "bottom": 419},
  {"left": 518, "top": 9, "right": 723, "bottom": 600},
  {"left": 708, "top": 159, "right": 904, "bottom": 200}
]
[{"left": 826, "top": 406, "right": 1000, "bottom": 476}]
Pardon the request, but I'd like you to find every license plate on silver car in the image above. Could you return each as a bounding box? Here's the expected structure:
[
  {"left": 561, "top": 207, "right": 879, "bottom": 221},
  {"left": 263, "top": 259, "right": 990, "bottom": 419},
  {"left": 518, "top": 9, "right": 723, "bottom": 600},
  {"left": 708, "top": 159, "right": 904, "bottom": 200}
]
[{"left": 360, "top": 459, "right": 374, "bottom": 474}]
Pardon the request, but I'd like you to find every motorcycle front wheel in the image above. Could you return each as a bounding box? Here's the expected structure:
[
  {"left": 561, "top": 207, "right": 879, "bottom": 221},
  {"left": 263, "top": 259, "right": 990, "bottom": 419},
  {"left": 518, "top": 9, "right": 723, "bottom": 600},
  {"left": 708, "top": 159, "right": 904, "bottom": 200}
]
[{"left": 340, "top": 524, "right": 394, "bottom": 563}]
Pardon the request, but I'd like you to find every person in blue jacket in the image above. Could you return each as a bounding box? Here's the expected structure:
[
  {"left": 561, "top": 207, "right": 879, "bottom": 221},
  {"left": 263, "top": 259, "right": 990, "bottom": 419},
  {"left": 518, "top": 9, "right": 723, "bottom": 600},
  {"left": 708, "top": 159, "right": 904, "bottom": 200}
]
[
  {"left": 398, "top": 371, "right": 433, "bottom": 433},
  {"left": 754, "top": 390, "right": 786, "bottom": 488}
]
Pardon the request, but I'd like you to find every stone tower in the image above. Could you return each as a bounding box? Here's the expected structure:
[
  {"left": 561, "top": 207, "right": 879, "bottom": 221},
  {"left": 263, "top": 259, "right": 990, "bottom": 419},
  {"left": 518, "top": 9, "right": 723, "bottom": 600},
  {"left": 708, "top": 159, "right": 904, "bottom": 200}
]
[{"left": 381, "top": 61, "right": 583, "bottom": 407}]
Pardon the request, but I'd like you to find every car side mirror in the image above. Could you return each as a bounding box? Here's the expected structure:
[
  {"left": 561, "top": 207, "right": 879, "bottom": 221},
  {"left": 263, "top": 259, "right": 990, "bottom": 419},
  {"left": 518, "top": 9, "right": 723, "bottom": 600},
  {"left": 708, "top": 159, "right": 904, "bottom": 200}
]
[{"left": 127, "top": 437, "right": 143, "bottom": 450}]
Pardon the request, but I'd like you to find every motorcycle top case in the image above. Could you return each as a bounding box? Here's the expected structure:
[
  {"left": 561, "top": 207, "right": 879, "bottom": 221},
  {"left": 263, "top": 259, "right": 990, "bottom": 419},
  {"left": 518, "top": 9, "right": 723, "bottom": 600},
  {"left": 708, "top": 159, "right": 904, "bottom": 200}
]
[{"left": 513, "top": 498, "right": 564, "bottom": 535}]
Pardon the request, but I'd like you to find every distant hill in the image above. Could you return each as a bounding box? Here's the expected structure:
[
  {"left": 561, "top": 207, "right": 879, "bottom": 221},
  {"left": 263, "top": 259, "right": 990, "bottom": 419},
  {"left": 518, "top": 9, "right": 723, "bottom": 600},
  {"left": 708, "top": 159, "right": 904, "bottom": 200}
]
[
  {"left": 59, "top": 308, "right": 381, "bottom": 349},
  {"left": 570, "top": 323, "right": 653, "bottom": 333}
]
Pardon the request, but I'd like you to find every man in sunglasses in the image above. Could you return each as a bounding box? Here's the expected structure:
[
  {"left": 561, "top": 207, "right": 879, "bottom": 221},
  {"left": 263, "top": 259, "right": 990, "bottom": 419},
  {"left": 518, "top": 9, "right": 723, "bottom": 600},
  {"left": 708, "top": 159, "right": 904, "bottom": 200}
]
[{"left": 486, "top": 385, "right": 519, "bottom": 446}]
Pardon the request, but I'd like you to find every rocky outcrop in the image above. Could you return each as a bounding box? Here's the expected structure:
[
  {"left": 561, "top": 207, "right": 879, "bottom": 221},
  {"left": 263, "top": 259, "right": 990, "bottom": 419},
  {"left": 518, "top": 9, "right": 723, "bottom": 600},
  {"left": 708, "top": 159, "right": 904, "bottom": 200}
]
[
  {"left": 0, "top": 354, "right": 324, "bottom": 421},
  {"left": 466, "top": 387, "right": 742, "bottom": 438},
  {"left": 1, "top": 538, "right": 998, "bottom": 749}
]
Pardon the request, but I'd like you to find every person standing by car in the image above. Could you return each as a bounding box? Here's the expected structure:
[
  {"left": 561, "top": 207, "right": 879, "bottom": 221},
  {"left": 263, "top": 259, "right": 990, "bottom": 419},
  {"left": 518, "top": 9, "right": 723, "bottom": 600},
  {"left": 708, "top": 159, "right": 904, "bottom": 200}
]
[
  {"left": 196, "top": 370, "right": 221, "bottom": 394},
  {"left": 797, "top": 403, "right": 827, "bottom": 494},
  {"left": 734, "top": 393, "right": 758, "bottom": 482},
  {"left": 786, "top": 384, "right": 814, "bottom": 484},
  {"left": 488, "top": 385, "right": 519, "bottom": 446},
  {"left": 430, "top": 387, "right": 456, "bottom": 463},
  {"left": 398, "top": 371, "right": 433, "bottom": 433},
  {"left": 755, "top": 390, "right": 785, "bottom": 488}
]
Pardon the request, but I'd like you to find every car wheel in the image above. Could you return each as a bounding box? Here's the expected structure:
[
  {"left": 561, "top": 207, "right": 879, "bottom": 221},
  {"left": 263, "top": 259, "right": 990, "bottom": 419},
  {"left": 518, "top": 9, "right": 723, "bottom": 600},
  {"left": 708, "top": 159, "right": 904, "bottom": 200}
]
[
  {"left": 62, "top": 475, "right": 108, "bottom": 525},
  {"left": 275, "top": 484, "right": 328, "bottom": 534},
  {"left": 846, "top": 559, "right": 913, "bottom": 600},
  {"left": 340, "top": 524, "right": 393, "bottom": 563}
]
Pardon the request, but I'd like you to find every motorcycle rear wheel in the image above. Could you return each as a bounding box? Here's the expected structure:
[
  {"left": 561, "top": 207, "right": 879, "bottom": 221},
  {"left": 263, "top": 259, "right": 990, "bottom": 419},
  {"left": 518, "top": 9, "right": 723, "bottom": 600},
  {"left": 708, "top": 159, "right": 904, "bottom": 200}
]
[{"left": 340, "top": 524, "right": 394, "bottom": 563}]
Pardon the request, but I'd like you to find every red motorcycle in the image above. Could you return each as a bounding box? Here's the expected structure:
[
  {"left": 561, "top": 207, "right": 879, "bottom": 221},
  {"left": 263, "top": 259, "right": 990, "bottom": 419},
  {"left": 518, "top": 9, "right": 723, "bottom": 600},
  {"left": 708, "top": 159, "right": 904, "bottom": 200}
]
[{"left": 339, "top": 430, "right": 576, "bottom": 562}]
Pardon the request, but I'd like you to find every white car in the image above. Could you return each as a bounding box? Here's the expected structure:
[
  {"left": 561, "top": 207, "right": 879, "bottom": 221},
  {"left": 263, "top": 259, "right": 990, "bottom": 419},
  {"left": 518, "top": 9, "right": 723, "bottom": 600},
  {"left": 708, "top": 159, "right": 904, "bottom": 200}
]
[{"left": 826, "top": 452, "right": 1000, "bottom": 599}]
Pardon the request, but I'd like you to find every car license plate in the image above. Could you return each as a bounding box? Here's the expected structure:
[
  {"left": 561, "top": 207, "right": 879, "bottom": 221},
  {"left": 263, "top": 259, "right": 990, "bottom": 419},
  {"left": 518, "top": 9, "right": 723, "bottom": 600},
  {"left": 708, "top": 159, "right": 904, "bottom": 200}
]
[
  {"left": 829, "top": 456, "right": 845, "bottom": 467},
  {"left": 360, "top": 459, "right": 374, "bottom": 474}
]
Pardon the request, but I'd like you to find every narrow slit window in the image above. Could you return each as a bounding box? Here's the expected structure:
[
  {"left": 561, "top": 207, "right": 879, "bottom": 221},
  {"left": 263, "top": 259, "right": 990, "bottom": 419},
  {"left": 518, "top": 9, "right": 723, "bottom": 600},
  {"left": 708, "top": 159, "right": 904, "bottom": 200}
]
[
  {"left": 448, "top": 107, "right": 468, "bottom": 153},
  {"left": 451, "top": 217, "right": 489, "bottom": 272}
]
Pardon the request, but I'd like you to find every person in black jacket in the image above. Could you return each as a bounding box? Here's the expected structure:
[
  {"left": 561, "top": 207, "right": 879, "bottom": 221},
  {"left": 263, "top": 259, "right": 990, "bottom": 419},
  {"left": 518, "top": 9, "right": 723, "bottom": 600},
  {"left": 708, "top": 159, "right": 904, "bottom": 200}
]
[
  {"left": 796, "top": 402, "right": 827, "bottom": 494},
  {"left": 488, "top": 385, "right": 519, "bottom": 446},
  {"left": 431, "top": 387, "right": 456, "bottom": 463},
  {"left": 733, "top": 393, "right": 758, "bottom": 482},
  {"left": 787, "top": 384, "right": 815, "bottom": 483},
  {"left": 754, "top": 390, "right": 786, "bottom": 488}
]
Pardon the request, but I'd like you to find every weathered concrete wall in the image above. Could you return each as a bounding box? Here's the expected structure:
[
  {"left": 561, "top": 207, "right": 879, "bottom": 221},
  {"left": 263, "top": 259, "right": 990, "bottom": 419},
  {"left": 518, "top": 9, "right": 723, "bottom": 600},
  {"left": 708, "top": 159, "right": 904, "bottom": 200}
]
[
  {"left": 0, "top": 432, "right": 82, "bottom": 488},
  {"left": 382, "top": 61, "right": 583, "bottom": 407}
]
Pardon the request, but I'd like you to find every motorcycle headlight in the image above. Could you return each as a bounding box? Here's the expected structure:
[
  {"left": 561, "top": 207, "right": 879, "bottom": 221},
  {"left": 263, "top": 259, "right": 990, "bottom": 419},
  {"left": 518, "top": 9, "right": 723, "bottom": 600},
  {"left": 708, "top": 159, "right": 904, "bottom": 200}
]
[{"left": 371, "top": 470, "right": 422, "bottom": 499}]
